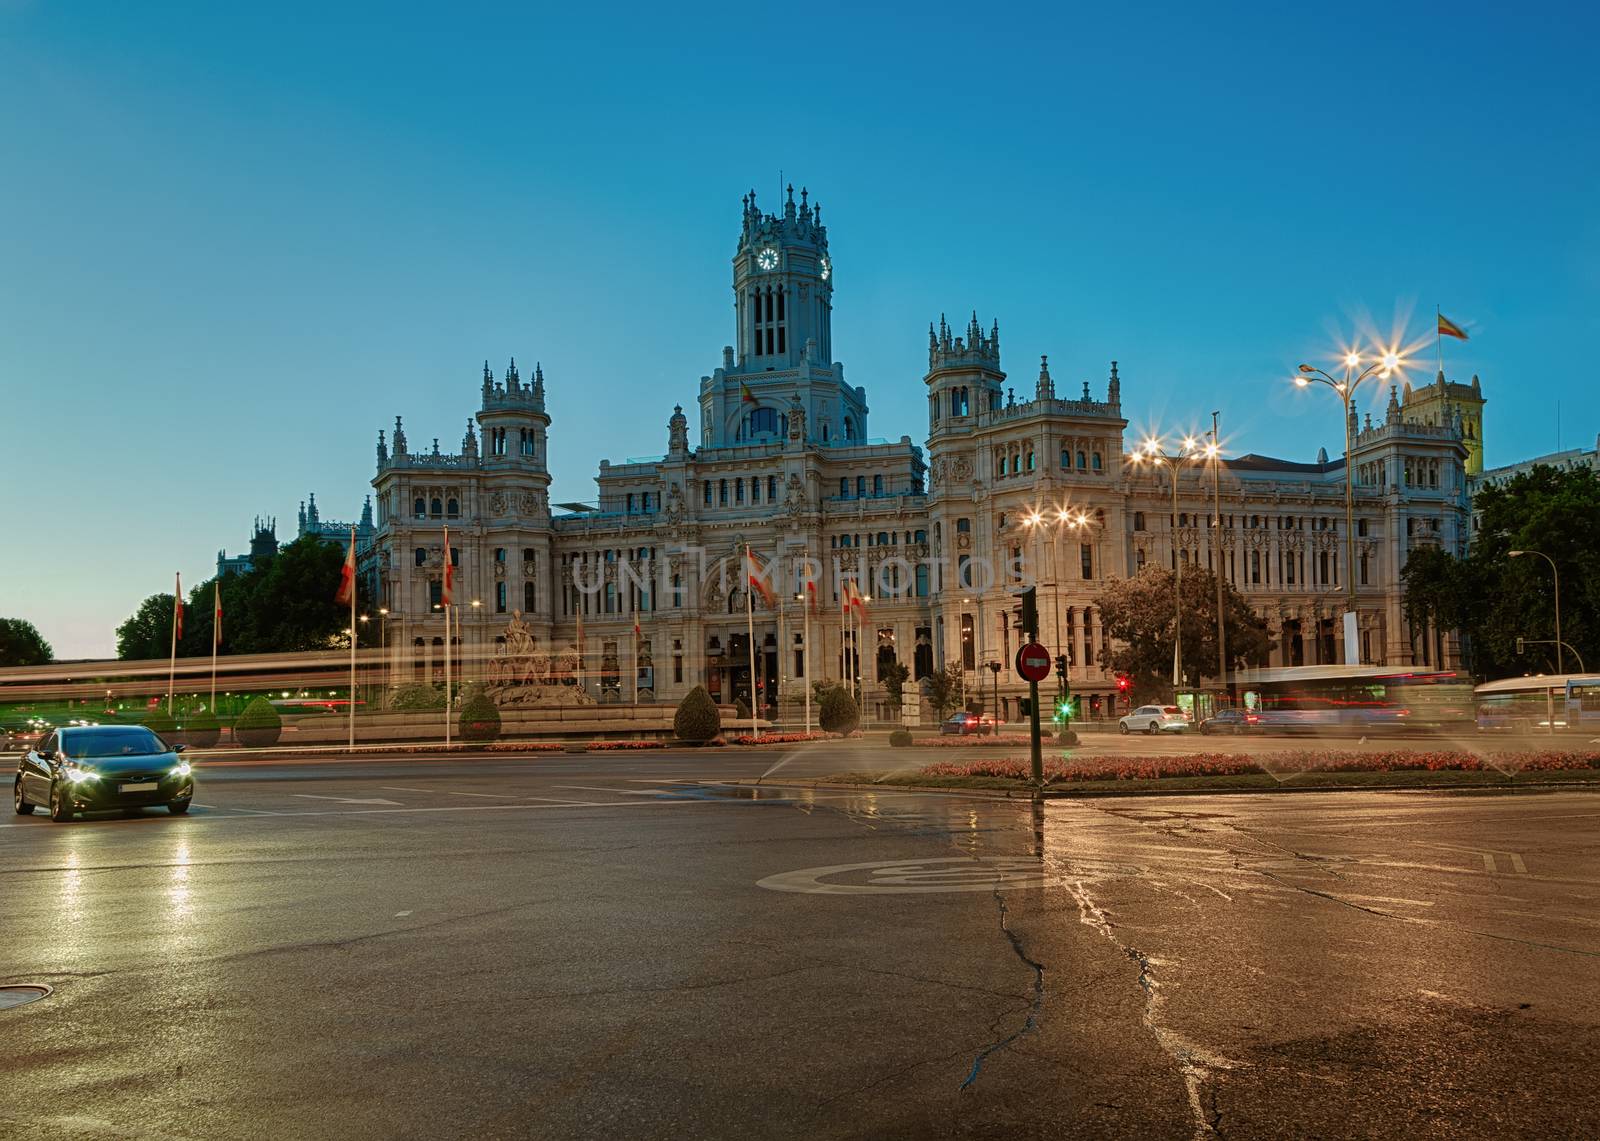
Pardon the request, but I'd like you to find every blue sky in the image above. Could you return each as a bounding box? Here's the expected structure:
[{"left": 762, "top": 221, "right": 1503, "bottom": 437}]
[{"left": 3, "top": 1, "right": 1597, "bottom": 659}]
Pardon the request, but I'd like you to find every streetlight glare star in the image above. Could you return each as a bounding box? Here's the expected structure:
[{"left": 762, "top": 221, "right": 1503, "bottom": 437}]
[{"left": 1345, "top": 351, "right": 1361, "bottom": 369}]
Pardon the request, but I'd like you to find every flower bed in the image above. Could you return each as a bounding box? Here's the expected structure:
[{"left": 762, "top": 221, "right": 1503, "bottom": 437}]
[
  {"left": 911, "top": 734, "right": 1036, "bottom": 747},
  {"left": 728, "top": 731, "right": 835, "bottom": 746},
  {"left": 918, "top": 750, "right": 1600, "bottom": 784}
]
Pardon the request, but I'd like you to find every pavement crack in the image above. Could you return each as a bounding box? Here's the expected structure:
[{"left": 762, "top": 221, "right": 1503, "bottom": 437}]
[{"left": 958, "top": 887, "right": 1045, "bottom": 1091}]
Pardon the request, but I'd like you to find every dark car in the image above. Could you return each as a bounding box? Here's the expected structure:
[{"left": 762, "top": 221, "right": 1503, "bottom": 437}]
[
  {"left": 3, "top": 721, "right": 47, "bottom": 753},
  {"left": 940, "top": 712, "right": 1005, "bottom": 736},
  {"left": 14, "top": 725, "right": 195, "bottom": 822},
  {"left": 1198, "top": 708, "right": 1259, "bottom": 735}
]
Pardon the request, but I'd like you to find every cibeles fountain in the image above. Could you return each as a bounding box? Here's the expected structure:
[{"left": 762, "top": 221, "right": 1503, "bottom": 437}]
[{"left": 482, "top": 611, "right": 595, "bottom": 707}]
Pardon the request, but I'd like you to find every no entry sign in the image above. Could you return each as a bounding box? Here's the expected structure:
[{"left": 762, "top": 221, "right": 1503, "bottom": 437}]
[{"left": 1015, "top": 642, "right": 1052, "bottom": 683}]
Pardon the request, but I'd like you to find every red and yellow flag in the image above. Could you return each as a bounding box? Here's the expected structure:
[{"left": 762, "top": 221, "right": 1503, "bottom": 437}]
[
  {"left": 440, "top": 526, "right": 455, "bottom": 607},
  {"left": 1437, "top": 312, "right": 1469, "bottom": 341},
  {"left": 740, "top": 381, "right": 757, "bottom": 406},
  {"left": 213, "top": 581, "right": 223, "bottom": 647},
  {"left": 745, "top": 547, "right": 776, "bottom": 608},
  {"left": 335, "top": 529, "right": 357, "bottom": 607},
  {"left": 173, "top": 573, "right": 184, "bottom": 641}
]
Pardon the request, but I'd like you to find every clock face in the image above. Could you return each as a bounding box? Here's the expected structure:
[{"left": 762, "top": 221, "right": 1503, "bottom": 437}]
[
  {"left": 757, "top": 247, "right": 778, "bottom": 272},
  {"left": 819, "top": 256, "right": 831, "bottom": 281}
]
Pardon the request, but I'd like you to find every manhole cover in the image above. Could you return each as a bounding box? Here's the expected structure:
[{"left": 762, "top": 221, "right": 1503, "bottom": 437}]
[{"left": 0, "top": 985, "right": 52, "bottom": 1010}]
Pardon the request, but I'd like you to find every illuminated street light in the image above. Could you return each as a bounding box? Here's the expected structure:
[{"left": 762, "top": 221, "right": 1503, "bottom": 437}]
[
  {"left": 1127, "top": 435, "right": 1210, "bottom": 693},
  {"left": 1294, "top": 345, "right": 1407, "bottom": 663}
]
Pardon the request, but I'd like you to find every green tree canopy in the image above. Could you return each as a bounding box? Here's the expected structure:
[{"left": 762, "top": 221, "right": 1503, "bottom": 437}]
[
  {"left": 1096, "top": 565, "right": 1272, "bottom": 701},
  {"left": 1403, "top": 464, "right": 1599, "bottom": 678},
  {"left": 920, "top": 664, "right": 965, "bottom": 721},
  {"left": 0, "top": 618, "right": 53, "bottom": 666},
  {"left": 115, "top": 536, "right": 371, "bottom": 660}
]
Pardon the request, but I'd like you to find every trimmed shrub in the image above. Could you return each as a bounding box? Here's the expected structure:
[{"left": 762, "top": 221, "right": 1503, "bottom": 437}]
[
  {"left": 181, "top": 708, "right": 221, "bottom": 749},
  {"left": 735, "top": 698, "right": 752, "bottom": 720},
  {"left": 819, "top": 687, "right": 860, "bottom": 734},
  {"left": 233, "top": 697, "right": 282, "bottom": 748},
  {"left": 888, "top": 729, "right": 913, "bottom": 748},
  {"left": 392, "top": 683, "right": 446, "bottom": 712},
  {"left": 673, "top": 686, "right": 722, "bottom": 744},
  {"left": 458, "top": 688, "right": 501, "bottom": 743}
]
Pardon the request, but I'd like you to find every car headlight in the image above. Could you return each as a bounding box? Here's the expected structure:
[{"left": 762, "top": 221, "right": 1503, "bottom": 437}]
[
  {"left": 66, "top": 768, "right": 98, "bottom": 784},
  {"left": 171, "top": 761, "right": 192, "bottom": 778}
]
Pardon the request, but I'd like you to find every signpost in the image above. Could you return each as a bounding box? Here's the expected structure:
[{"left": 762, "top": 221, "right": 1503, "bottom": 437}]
[{"left": 1014, "top": 587, "right": 1048, "bottom": 800}]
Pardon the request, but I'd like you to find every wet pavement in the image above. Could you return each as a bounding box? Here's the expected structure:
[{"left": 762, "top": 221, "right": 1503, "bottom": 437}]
[{"left": 2, "top": 750, "right": 1597, "bottom": 1138}]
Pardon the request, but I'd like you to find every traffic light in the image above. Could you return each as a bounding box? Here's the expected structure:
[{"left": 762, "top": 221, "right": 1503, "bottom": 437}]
[
  {"left": 1054, "top": 698, "right": 1074, "bottom": 723},
  {"left": 1018, "top": 587, "right": 1038, "bottom": 638},
  {"left": 1516, "top": 636, "right": 1526, "bottom": 655},
  {"left": 1116, "top": 674, "right": 1131, "bottom": 693},
  {"left": 1054, "top": 654, "right": 1067, "bottom": 678}
]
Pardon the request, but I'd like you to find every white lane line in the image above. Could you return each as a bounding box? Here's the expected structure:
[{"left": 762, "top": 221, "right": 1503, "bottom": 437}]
[
  {"left": 1483, "top": 852, "right": 1498, "bottom": 874},
  {"left": 395, "top": 910, "right": 413, "bottom": 917},
  {"left": 380, "top": 786, "right": 584, "bottom": 802},
  {"left": 1510, "top": 853, "right": 1528, "bottom": 873},
  {"left": 554, "top": 785, "right": 675, "bottom": 796},
  {"left": 293, "top": 794, "right": 404, "bottom": 806}
]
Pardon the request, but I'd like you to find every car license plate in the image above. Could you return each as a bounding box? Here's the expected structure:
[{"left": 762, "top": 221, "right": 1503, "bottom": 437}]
[{"left": 121, "top": 781, "right": 159, "bottom": 793}]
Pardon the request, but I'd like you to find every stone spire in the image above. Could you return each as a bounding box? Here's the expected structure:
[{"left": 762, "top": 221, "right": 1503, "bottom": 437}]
[
  {"left": 307, "top": 493, "right": 320, "bottom": 529},
  {"left": 1108, "top": 361, "right": 1121, "bottom": 405},
  {"left": 1386, "top": 384, "right": 1402, "bottom": 425},
  {"left": 1036, "top": 354, "right": 1055, "bottom": 401},
  {"left": 359, "top": 495, "right": 374, "bottom": 533},
  {"left": 462, "top": 419, "right": 479, "bottom": 458},
  {"left": 532, "top": 362, "right": 546, "bottom": 410},
  {"left": 377, "top": 428, "right": 388, "bottom": 464},
  {"left": 393, "top": 416, "right": 408, "bottom": 456},
  {"left": 482, "top": 360, "right": 493, "bottom": 402}
]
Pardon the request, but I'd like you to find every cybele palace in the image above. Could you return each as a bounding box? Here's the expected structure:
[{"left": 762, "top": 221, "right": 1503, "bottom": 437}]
[{"left": 355, "top": 185, "right": 1484, "bottom": 720}]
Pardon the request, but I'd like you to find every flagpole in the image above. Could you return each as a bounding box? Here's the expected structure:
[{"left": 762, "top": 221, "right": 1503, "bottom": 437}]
[
  {"left": 745, "top": 543, "right": 759, "bottom": 739},
  {"left": 776, "top": 559, "right": 786, "bottom": 729},
  {"left": 443, "top": 525, "right": 452, "bottom": 751},
  {"left": 348, "top": 524, "right": 357, "bottom": 751},
  {"left": 168, "top": 572, "right": 180, "bottom": 717},
  {"left": 1436, "top": 304, "right": 1444, "bottom": 378},
  {"left": 802, "top": 581, "right": 812, "bottom": 734},
  {"left": 210, "top": 580, "right": 220, "bottom": 716}
]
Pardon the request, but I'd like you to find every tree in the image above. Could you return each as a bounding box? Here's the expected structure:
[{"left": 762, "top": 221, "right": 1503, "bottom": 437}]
[
  {"left": 1096, "top": 565, "right": 1272, "bottom": 701},
  {"left": 0, "top": 618, "right": 52, "bottom": 666},
  {"left": 114, "top": 536, "right": 370, "bottom": 661},
  {"left": 879, "top": 660, "right": 911, "bottom": 713},
  {"left": 921, "top": 664, "right": 965, "bottom": 721},
  {"left": 673, "top": 685, "right": 721, "bottom": 743},
  {"left": 819, "top": 686, "right": 860, "bottom": 733},
  {"left": 117, "top": 594, "right": 178, "bottom": 660},
  {"left": 1404, "top": 464, "right": 1600, "bottom": 678}
]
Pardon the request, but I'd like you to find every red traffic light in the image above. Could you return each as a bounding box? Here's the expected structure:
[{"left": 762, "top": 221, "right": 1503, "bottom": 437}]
[{"left": 1115, "top": 675, "right": 1131, "bottom": 691}]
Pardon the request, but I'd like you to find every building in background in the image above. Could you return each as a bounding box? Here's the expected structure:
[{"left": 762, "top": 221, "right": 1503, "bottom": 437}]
[
  {"left": 360, "top": 187, "right": 1481, "bottom": 720},
  {"left": 216, "top": 517, "right": 280, "bottom": 578}
]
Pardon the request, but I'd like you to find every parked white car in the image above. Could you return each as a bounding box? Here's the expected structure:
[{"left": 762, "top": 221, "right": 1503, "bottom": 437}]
[{"left": 1118, "top": 705, "right": 1190, "bottom": 734}]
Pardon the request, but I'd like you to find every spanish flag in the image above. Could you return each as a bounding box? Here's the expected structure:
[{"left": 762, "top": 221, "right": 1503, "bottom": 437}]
[
  {"left": 745, "top": 547, "right": 776, "bottom": 608},
  {"left": 1437, "top": 312, "right": 1469, "bottom": 341},
  {"left": 740, "top": 381, "right": 757, "bottom": 405}
]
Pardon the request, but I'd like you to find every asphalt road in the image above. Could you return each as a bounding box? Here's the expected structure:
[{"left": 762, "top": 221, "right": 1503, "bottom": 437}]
[{"left": 3, "top": 750, "right": 1597, "bottom": 1139}]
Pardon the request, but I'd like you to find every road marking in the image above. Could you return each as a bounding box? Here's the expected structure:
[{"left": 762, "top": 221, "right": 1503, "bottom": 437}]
[
  {"left": 555, "top": 785, "right": 675, "bottom": 796},
  {"left": 395, "top": 911, "right": 412, "bottom": 917},
  {"left": 758, "top": 855, "right": 1141, "bottom": 895},
  {"left": 292, "top": 794, "right": 404, "bottom": 806},
  {"left": 379, "top": 786, "right": 582, "bottom": 802},
  {"left": 1483, "top": 852, "right": 1497, "bottom": 874}
]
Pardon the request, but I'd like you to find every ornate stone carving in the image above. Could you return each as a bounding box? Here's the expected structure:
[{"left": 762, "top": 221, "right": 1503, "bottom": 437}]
[
  {"left": 482, "top": 612, "right": 595, "bottom": 706},
  {"left": 489, "top": 490, "right": 509, "bottom": 515},
  {"left": 518, "top": 491, "right": 539, "bottom": 516},
  {"left": 784, "top": 472, "right": 807, "bottom": 518},
  {"left": 664, "top": 482, "right": 685, "bottom": 524},
  {"left": 951, "top": 455, "right": 974, "bottom": 483}
]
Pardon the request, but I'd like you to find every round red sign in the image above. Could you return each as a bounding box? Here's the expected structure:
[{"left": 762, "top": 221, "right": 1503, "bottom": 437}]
[{"left": 1015, "top": 642, "right": 1052, "bottom": 683}]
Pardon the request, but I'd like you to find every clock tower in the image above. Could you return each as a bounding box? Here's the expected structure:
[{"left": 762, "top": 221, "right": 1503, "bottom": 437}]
[
  {"left": 700, "top": 185, "right": 867, "bottom": 448},
  {"left": 733, "top": 184, "right": 832, "bottom": 369}
]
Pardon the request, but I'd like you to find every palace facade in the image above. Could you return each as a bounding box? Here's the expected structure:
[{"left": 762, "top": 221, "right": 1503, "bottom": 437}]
[{"left": 355, "top": 186, "right": 1481, "bottom": 720}]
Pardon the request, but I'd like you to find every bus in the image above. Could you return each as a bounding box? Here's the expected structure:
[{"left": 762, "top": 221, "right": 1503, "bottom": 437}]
[
  {"left": 1473, "top": 675, "right": 1600, "bottom": 734},
  {"left": 1232, "top": 665, "right": 1475, "bottom": 734}
]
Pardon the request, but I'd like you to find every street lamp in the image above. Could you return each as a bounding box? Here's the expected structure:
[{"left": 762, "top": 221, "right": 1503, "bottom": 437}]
[
  {"left": 1295, "top": 349, "right": 1402, "bottom": 663},
  {"left": 1022, "top": 504, "right": 1095, "bottom": 676},
  {"left": 1128, "top": 435, "right": 1211, "bottom": 695},
  {"left": 1509, "top": 550, "right": 1565, "bottom": 674}
]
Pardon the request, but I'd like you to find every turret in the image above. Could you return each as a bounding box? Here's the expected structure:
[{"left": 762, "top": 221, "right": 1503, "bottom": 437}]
[
  {"left": 924, "top": 310, "right": 1005, "bottom": 437},
  {"left": 1036, "top": 355, "right": 1055, "bottom": 401}
]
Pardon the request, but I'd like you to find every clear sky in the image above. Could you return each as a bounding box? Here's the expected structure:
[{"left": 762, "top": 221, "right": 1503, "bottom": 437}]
[{"left": 3, "top": 0, "right": 1597, "bottom": 660}]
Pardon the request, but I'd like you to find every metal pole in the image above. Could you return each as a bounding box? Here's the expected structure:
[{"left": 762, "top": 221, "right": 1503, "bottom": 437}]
[
  {"left": 744, "top": 543, "right": 759, "bottom": 738},
  {"left": 1171, "top": 461, "right": 1182, "bottom": 695},
  {"left": 1211, "top": 412, "right": 1227, "bottom": 695},
  {"left": 1343, "top": 388, "right": 1359, "bottom": 663}
]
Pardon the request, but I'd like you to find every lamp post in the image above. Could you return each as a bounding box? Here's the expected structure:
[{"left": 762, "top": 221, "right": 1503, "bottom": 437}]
[
  {"left": 1295, "top": 350, "right": 1400, "bottom": 664},
  {"left": 1022, "top": 505, "right": 1094, "bottom": 678},
  {"left": 377, "top": 607, "right": 388, "bottom": 703},
  {"left": 1128, "top": 436, "right": 1211, "bottom": 696},
  {"left": 1509, "top": 550, "right": 1564, "bottom": 675}
]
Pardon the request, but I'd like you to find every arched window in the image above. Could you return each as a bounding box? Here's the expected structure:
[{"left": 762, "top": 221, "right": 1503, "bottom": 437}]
[
  {"left": 877, "top": 532, "right": 889, "bottom": 546},
  {"left": 703, "top": 480, "right": 713, "bottom": 505},
  {"left": 840, "top": 478, "right": 850, "bottom": 498},
  {"left": 1091, "top": 453, "right": 1102, "bottom": 471},
  {"left": 413, "top": 498, "right": 426, "bottom": 518},
  {"left": 1077, "top": 451, "right": 1087, "bottom": 470},
  {"left": 1010, "top": 454, "right": 1020, "bottom": 474},
  {"left": 430, "top": 497, "right": 443, "bottom": 517},
  {"left": 415, "top": 547, "right": 427, "bottom": 566},
  {"left": 873, "top": 474, "right": 884, "bottom": 496},
  {"left": 524, "top": 582, "right": 535, "bottom": 611},
  {"left": 768, "top": 475, "right": 777, "bottom": 500},
  {"left": 1061, "top": 449, "right": 1071, "bottom": 469},
  {"left": 446, "top": 498, "right": 459, "bottom": 518},
  {"left": 996, "top": 454, "right": 1006, "bottom": 479},
  {"left": 750, "top": 407, "right": 778, "bottom": 436},
  {"left": 844, "top": 417, "right": 856, "bottom": 441},
  {"left": 1026, "top": 448, "right": 1035, "bottom": 472},
  {"left": 856, "top": 476, "right": 866, "bottom": 497}
]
